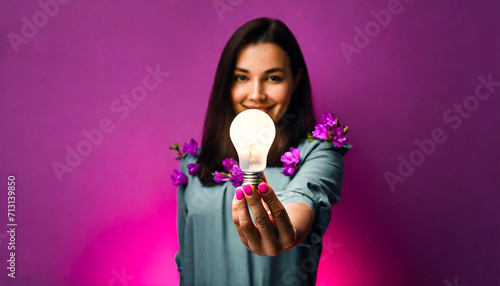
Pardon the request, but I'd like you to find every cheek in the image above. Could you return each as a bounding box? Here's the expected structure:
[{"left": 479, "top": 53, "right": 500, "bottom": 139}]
[
  {"left": 231, "top": 89, "right": 245, "bottom": 113},
  {"left": 267, "top": 85, "right": 292, "bottom": 105},
  {"left": 231, "top": 86, "right": 245, "bottom": 102},
  {"left": 269, "top": 88, "right": 293, "bottom": 121}
]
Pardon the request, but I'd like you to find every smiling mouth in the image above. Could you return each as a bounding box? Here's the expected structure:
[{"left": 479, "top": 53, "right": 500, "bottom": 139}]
[{"left": 244, "top": 105, "right": 274, "bottom": 112}]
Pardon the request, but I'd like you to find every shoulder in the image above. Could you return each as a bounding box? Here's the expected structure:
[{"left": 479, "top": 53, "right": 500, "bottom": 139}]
[
  {"left": 179, "top": 147, "right": 201, "bottom": 168},
  {"left": 296, "top": 138, "right": 351, "bottom": 162}
]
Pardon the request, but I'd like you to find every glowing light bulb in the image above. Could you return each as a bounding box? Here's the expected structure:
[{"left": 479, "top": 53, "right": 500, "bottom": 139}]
[{"left": 230, "top": 109, "right": 276, "bottom": 186}]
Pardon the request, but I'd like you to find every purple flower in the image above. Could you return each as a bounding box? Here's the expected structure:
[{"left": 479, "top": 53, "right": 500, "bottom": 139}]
[
  {"left": 312, "top": 124, "right": 329, "bottom": 140},
  {"left": 281, "top": 147, "right": 300, "bottom": 166},
  {"left": 213, "top": 171, "right": 230, "bottom": 183},
  {"left": 222, "top": 158, "right": 238, "bottom": 173},
  {"left": 281, "top": 147, "right": 300, "bottom": 177},
  {"left": 322, "top": 112, "right": 338, "bottom": 127},
  {"left": 171, "top": 169, "right": 188, "bottom": 186},
  {"left": 229, "top": 165, "right": 243, "bottom": 187},
  {"left": 212, "top": 158, "right": 243, "bottom": 185},
  {"left": 330, "top": 126, "right": 348, "bottom": 147},
  {"left": 282, "top": 165, "right": 297, "bottom": 176},
  {"left": 307, "top": 112, "right": 349, "bottom": 148},
  {"left": 182, "top": 138, "right": 198, "bottom": 157},
  {"left": 187, "top": 163, "right": 200, "bottom": 176}
]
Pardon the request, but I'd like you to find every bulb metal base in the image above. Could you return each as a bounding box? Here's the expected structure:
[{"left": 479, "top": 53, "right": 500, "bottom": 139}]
[{"left": 242, "top": 171, "right": 263, "bottom": 187}]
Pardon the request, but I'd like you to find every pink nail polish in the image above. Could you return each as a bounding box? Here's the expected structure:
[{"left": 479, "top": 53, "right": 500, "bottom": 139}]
[
  {"left": 258, "top": 184, "right": 268, "bottom": 194},
  {"left": 236, "top": 188, "right": 244, "bottom": 200},
  {"left": 242, "top": 184, "right": 253, "bottom": 196}
]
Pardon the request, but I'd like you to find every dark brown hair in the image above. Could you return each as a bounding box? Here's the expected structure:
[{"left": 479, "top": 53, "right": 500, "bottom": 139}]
[{"left": 197, "top": 17, "right": 315, "bottom": 185}]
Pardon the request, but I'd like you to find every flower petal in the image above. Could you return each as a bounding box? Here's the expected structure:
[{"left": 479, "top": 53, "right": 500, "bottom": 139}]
[
  {"left": 172, "top": 169, "right": 188, "bottom": 186},
  {"left": 322, "top": 112, "right": 336, "bottom": 127},
  {"left": 213, "top": 171, "right": 230, "bottom": 183},
  {"left": 290, "top": 147, "right": 301, "bottom": 165},
  {"left": 312, "top": 124, "right": 329, "bottom": 140},
  {"left": 330, "top": 126, "right": 347, "bottom": 147},
  {"left": 222, "top": 158, "right": 238, "bottom": 173},
  {"left": 282, "top": 165, "right": 297, "bottom": 176},
  {"left": 280, "top": 151, "right": 294, "bottom": 166},
  {"left": 187, "top": 163, "right": 200, "bottom": 176},
  {"left": 182, "top": 138, "right": 199, "bottom": 157}
]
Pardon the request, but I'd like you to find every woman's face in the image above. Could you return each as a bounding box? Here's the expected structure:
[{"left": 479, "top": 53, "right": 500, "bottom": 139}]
[{"left": 231, "top": 43, "right": 301, "bottom": 122}]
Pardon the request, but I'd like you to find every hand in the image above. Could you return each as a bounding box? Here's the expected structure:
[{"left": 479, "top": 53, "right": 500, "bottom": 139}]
[{"left": 232, "top": 180, "right": 298, "bottom": 257}]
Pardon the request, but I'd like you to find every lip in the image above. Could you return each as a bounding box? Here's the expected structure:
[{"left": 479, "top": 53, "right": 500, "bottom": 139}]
[{"left": 244, "top": 105, "right": 274, "bottom": 112}]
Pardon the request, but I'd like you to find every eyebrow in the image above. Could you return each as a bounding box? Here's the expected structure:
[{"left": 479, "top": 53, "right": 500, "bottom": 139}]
[{"left": 235, "top": 67, "right": 285, "bottom": 74}]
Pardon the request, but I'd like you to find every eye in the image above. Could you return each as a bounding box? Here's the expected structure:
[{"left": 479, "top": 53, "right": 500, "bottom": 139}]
[
  {"left": 234, "top": 75, "right": 247, "bottom": 81},
  {"left": 267, "top": 76, "right": 282, "bottom": 82}
]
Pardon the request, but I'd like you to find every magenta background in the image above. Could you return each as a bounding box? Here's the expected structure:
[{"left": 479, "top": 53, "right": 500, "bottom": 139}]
[{"left": 1, "top": 0, "right": 499, "bottom": 285}]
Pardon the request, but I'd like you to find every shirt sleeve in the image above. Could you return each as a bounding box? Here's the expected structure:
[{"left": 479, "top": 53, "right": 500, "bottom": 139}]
[
  {"left": 174, "top": 155, "right": 190, "bottom": 273},
  {"left": 279, "top": 140, "right": 349, "bottom": 241}
]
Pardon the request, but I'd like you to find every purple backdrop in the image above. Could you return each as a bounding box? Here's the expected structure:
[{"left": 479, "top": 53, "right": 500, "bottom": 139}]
[{"left": 1, "top": 0, "right": 499, "bottom": 285}]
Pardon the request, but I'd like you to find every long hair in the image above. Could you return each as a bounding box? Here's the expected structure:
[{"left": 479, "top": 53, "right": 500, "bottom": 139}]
[{"left": 197, "top": 17, "right": 316, "bottom": 185}]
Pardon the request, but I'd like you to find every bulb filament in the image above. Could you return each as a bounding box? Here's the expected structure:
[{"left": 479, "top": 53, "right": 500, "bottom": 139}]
[{"left": 249, "top": 143, "right": 257, "bottom": 165}]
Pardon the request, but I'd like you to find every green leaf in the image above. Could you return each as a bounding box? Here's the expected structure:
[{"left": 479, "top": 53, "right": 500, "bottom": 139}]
[
  {"left": 307, "top": 133, "right": 315, "bottom": 142},
  {"left": 169, "top": 142, "right": 183, "bottom": 160},
  {"left": 169, "top": 142, "right": 179, "bottom": 151}
]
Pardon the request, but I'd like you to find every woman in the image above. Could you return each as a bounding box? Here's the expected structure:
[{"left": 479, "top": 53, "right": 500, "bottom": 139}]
[{"left": 175, "top": 17, "right": 349, "bottom": 285}]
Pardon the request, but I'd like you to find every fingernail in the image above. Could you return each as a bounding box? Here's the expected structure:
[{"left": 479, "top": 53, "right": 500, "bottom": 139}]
[
  {"left": 236, "top": 188, "right": 244, "bottom": 200},
  {"left": 258, "top": 183, "right": 268, "bottom": 194},
  {"left": 242, "top": 184, "right": 253, "bottom": 196}
]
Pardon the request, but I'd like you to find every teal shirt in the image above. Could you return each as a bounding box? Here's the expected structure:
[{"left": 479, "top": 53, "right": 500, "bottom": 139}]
[{"left": 175, "top": 138, "right": 349, "bottom": 286}]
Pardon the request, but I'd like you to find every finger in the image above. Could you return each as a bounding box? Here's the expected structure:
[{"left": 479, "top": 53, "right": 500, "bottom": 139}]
[
  {"left": 237, "top": 185, "right": 261, "bottom": 250},
  {"left": 242, "top": 184, "right": 277, "bottom": 242},
  {"left": 257, "top": 174, "right": 274, "bottom": 225},
  {"left": 262, "top": 171, "right": 268, "bottom": 184},
  {"left": 232, "top": 187, "right": 248, "bottom": 247},
  {"left": 258, "top": 183, "right": 296, "bottom": 247},
  {"left": 242, "top": 184, "right": 280, "bottom": 255},
  {"left": 261, "top": 198, "right": 275, "bottom": 228}
]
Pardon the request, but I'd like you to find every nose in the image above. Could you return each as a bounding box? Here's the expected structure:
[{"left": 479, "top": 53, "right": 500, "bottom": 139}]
[{"left": 247, "top": 79, "right": 266, "bottom": 101}]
